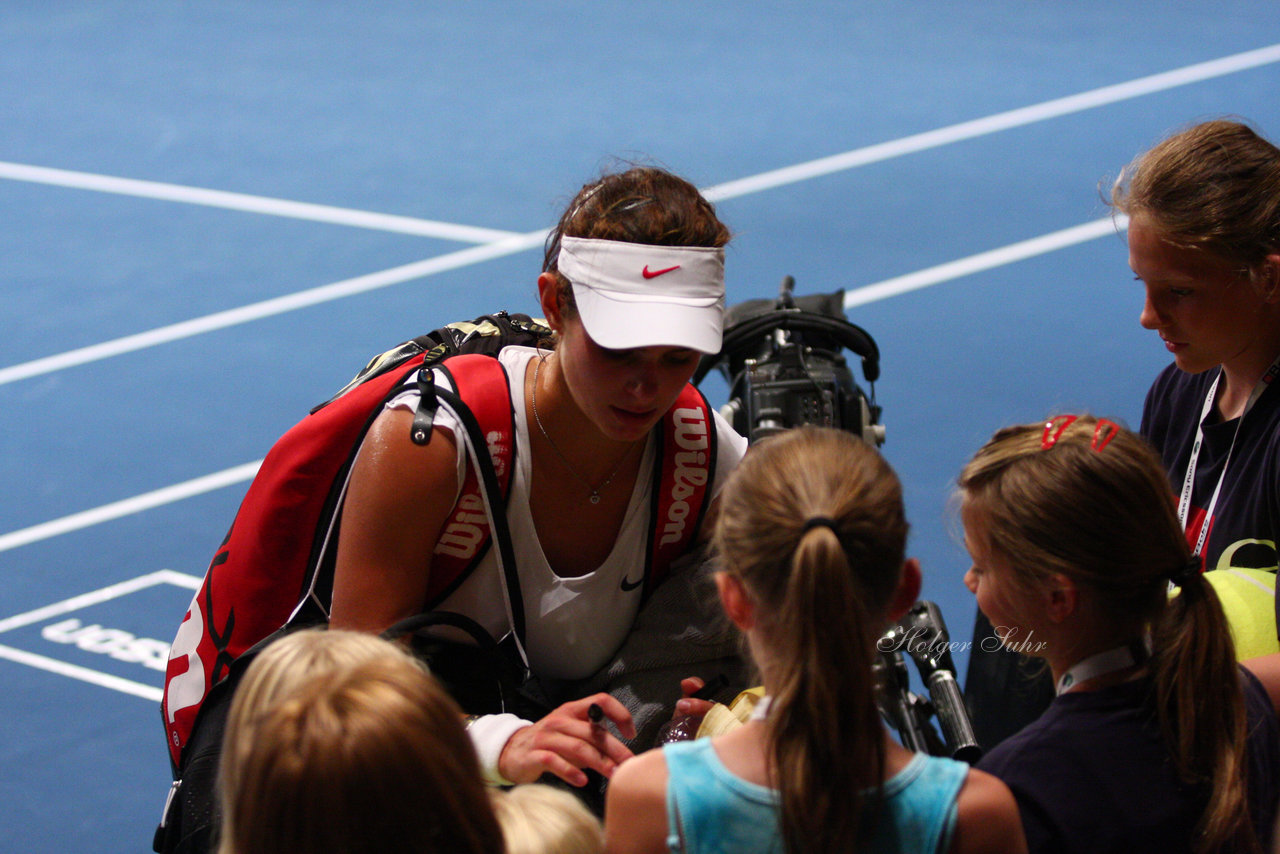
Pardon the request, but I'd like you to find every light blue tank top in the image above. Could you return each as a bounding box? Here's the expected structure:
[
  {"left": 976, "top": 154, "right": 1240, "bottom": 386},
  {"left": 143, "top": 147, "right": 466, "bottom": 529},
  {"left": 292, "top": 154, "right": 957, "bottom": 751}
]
[{"left": 663, "top": 738, "right": 968, "bottom": 854}]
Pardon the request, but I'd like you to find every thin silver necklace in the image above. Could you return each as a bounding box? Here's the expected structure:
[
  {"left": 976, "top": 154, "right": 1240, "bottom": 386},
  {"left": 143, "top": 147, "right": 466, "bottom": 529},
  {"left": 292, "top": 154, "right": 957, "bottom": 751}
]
[{"left": 531, "top": 354, "right": 635, "bottom": 505}]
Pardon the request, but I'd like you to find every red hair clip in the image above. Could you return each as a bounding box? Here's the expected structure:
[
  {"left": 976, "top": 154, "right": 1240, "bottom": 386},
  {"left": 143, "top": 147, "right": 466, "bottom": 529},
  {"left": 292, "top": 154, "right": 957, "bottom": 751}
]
[
  {"left": 1041, "top": 415, "right": 1077, "bottom": 450},
  {"left": 1091, "top": 419, "right": 1120, "bottom": 451}
]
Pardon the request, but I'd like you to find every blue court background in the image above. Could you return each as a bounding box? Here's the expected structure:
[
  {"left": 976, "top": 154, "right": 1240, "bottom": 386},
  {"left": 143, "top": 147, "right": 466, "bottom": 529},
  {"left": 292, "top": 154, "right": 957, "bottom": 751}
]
[{"left": 2, "top": 3, "right": 1279, "bottom": 850}]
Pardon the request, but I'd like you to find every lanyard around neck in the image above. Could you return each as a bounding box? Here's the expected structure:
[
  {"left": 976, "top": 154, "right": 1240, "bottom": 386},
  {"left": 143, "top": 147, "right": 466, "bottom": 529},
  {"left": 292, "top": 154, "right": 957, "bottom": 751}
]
[
  {"left": 1176, "top": 355, "right": 1280, "bottom": 558},
  {"left": 1055, "top": 645, "right": 1139, "bottom": 696}
]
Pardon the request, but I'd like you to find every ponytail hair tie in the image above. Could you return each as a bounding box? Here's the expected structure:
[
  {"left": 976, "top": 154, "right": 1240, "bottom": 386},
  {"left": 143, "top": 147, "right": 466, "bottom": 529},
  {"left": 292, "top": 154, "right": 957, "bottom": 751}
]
[
  {"left": 1168, "top": 556, "right": 1201, "bottom": 587},
  {"left": 802, "top": 516, "right": 839, "bottom": 535}
]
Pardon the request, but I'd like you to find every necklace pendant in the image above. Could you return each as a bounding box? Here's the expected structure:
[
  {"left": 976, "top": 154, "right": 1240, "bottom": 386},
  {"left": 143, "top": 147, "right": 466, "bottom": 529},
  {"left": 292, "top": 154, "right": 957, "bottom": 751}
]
[{"left": 532, "top": 355, "right": 632, "bottom": 511}]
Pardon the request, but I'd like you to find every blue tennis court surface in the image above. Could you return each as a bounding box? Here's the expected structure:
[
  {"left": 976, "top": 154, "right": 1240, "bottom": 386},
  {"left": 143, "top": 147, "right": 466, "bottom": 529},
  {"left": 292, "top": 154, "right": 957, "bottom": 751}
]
[{"left": 3, "top": 3, "right": 1279, "bottom": 850}]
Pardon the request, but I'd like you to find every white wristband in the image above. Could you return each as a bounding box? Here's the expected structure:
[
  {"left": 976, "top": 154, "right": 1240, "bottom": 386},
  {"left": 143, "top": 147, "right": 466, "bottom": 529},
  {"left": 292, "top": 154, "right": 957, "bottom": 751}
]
[{"left": 466, "top": 713, "right": 533, "bottom": 786}]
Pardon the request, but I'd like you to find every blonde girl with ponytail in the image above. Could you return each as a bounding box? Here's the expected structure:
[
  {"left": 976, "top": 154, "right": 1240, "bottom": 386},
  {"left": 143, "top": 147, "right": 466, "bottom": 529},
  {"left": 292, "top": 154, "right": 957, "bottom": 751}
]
[
  {"left": 961, "top": 415, "right": 1280, "bottom": 854},
  {"left": 604, "top": 426, "right": 1024, "bottom": 854}
]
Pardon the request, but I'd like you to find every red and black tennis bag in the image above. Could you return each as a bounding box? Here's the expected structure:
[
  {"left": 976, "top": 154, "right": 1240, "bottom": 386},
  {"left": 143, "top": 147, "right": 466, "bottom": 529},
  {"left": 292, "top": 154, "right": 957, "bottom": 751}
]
[{"left": 160, "top": 312, "right": 719, "bottom": 772}]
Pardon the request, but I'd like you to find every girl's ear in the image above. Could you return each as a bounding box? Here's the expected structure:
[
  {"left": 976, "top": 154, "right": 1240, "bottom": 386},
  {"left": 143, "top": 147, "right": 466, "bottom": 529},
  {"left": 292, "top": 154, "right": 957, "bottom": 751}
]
[
  {"left": 715, "top": 572, "right": 755, "bottom": 631},
  {"left": 537, "top": 272, "right": 565, "bottom": 331},
  {"left": 1262, "top": 254, "right": 1280, "bottom": 303},
  {"left": 1045, "top": 573, "right": 1079, "bottom": 623},
  {"left": 887, "top": 558, "right": 923, "bottom": 623}
]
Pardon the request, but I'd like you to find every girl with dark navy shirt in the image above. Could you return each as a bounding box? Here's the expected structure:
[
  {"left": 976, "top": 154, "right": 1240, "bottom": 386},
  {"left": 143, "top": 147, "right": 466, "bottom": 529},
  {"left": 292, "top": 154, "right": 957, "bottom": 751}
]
[
  {"left": 1113, "top": 119, "right": 1280, "bottom": 655},
  {"left": 960, "top": 416, "right": 1280, "bottom": 854}
]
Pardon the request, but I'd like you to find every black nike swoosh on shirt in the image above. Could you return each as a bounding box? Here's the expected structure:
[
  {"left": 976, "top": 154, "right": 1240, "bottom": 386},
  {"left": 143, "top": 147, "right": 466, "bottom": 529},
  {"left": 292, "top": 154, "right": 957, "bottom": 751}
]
[{"left": 620, "top": 575, "right": 644, "bottom": 592}]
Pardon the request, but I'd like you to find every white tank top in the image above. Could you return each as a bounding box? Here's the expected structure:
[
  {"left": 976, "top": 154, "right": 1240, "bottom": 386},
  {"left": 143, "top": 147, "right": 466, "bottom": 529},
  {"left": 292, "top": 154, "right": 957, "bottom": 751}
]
[{"left": 385, "top": 346, "right": 746, "bottom": 680}]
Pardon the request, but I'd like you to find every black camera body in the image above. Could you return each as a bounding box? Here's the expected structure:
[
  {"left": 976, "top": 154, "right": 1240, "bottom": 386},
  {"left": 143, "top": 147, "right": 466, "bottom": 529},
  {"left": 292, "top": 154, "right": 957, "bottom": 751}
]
[
  {"left": 698, "top": 280, "right": 981, "bottom": 763},
  {"left": 695, "top": 277, "right": 885, "bottom": 446},
  {"left": 732, "top": 339, "right": 882, "bottom": 446}
]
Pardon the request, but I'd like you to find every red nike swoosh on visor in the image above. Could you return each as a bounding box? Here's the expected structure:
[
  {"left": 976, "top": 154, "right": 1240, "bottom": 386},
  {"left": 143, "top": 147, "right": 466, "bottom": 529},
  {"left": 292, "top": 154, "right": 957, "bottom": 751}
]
[{"left": 642, "top": 264, "right": 681, "bottom": 279}]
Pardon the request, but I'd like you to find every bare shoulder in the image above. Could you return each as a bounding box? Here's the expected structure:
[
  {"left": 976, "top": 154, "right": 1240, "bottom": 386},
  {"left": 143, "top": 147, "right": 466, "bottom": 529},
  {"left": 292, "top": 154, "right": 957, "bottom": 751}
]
[
  {"left": 604, "top": 749, "right": 670, "bottom": 854},
  {"left": 359, "top": 407, "right": 458, "bottom": 478},
  {"left": 329, "top": 408, "right": 461, "bottom": 631},
  {"left": 950, "top": 767, "right": 1027, "bottom": 854},
  {"left": 345, "top": 407, "right": 460, "bottom": 513}
]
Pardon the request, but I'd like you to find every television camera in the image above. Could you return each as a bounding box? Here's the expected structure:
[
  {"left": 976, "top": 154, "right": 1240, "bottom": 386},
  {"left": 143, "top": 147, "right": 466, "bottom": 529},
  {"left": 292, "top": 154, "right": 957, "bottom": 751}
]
[
  {"left": 694, "top": 276, "right": 884, "bottom": 447},
  {"left": 699, "top": 278, "right": 980, "bottom": 762}
]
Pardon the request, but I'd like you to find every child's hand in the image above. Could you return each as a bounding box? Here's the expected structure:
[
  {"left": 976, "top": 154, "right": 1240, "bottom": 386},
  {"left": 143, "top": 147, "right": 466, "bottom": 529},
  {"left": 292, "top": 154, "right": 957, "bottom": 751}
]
[{"left": 673, "top": 676, "right": 716, "bottom": 719}]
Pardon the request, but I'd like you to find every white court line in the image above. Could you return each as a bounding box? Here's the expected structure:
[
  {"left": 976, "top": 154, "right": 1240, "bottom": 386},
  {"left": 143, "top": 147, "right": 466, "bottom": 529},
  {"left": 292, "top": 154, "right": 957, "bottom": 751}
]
[
  {"left": 1, "top": 214, "right": 1132, "bottom": 553},
  {"left": 0, "top": 160, "right": 522, "bottom": 244},
  {"left": 0, "top": 463, "right": 262, "bottom": 554},
  {"left": 0, "top": 569, "right": 201, "bottom": 634},
  {"left": 843, "top": 215, "right": 1128, "bottom": 309},
  {"left": 0, "top": 230, "right": 547, "bottom": 387},
  {"left": 0, "top": 643, "right": 162, "bottom": 702},
  {"left": 3, "top": 43, "right": 1277, "bottom": 389},
  {"left": 703, "top": 43, "right": 1280, "bottom": 201}
]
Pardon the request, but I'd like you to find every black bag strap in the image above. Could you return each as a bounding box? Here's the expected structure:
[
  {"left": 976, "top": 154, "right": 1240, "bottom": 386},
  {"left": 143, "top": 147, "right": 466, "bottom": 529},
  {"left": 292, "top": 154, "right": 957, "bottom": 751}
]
[
  {"left": 381, "top": 609, "right": 497, "bottom": 649},
  {"left": 410, "top": 367, "right": 440, "bottom": 446},
  {"left": 429, "top": 366, "right": 529, "bottom": 659}
]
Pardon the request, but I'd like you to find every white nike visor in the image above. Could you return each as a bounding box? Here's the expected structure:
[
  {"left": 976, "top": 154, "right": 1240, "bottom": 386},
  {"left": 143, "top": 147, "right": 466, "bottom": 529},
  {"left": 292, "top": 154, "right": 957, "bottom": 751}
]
[{"left": 558, "top": 236, "right": 726, "bottom": 354}]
